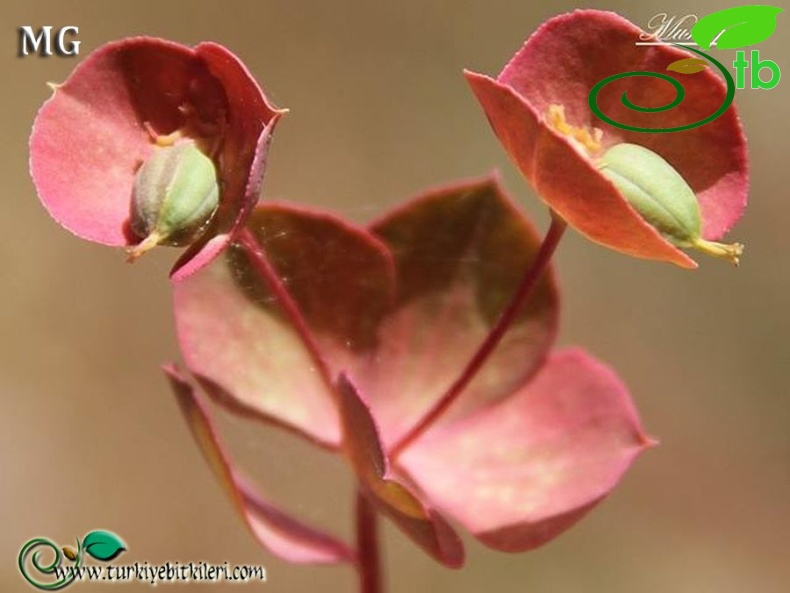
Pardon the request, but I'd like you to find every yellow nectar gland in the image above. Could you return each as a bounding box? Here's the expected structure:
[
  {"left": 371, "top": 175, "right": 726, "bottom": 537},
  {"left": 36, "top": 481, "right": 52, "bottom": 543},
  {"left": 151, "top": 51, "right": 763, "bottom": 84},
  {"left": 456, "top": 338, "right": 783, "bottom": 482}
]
[
  {"left": 546, "top": 104, "right": 603, "bottom": 156},
  {"left": 143, "top": 122, "right": 183, "bottom": 147}
]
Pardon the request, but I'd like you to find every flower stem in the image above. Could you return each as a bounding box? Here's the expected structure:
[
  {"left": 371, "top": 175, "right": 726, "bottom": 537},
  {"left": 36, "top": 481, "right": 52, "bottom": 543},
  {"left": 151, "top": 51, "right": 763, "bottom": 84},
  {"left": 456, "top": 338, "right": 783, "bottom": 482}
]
[
  {"left": 236, "top": 227, "right": 335, "bottom": 389},
  {"left": 355, "top": 489, "right": 382, "bottom": 593},
  {"left": 390, "top": 213, "right": 567, "bottom": 459}
]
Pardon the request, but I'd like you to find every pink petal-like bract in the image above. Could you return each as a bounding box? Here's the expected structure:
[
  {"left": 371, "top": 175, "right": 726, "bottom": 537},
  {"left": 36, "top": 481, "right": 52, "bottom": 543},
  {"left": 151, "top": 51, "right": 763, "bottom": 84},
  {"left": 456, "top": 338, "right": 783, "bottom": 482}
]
[
  {"left": 364, "top": 176, "right": 558, "bottom": 446},
  {"left": 172, "top": 176, "right": 646, "bottom": 561},
  {"left": 466, "top": 10, "right": 748, "bottom": 267},
  {"left": 30, "top": 37, "right": 284, "bottom": 278},
  {"left": 166, "top": 366, "right": 355, "bottom": 565},
  {"left": 173, "top": 177, "right": 557, "bottom": 448},
  {"left": 401, "top": 349, "right": 653, "bottom": 552},
  {"left": 337, "top": 374, "right": 464, "bottom": 567},
  {"left": 173, "top": 203, "right": 397, "bottom": 448}
]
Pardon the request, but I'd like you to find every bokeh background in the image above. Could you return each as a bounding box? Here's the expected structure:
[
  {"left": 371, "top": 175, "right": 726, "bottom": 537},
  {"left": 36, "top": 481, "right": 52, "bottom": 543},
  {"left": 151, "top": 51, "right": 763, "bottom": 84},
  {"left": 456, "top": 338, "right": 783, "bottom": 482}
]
[{"left": 3, "top": 1, "right": 788, "bottom": 591}]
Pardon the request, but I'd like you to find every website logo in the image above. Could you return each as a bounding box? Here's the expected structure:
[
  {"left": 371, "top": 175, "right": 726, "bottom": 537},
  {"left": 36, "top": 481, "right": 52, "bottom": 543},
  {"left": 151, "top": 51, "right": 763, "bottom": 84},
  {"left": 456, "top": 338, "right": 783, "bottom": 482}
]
[
  {"left": 18, "top": 530, "right": 267, "bottom": 589},
  {"left": 589, "top": 5, "right": 783, "bottom": 133},
  {"left": 19, "top": 530, "right": 126, "bottom": 590}
]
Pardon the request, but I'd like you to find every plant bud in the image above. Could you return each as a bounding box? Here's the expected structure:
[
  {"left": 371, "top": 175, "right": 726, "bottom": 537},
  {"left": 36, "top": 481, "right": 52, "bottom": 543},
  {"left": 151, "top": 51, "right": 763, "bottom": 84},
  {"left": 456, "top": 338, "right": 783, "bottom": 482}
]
[
  {"left": 597, "top": 143, "right": 744, "bottom": 265},
  {"left": 128, "top": 141, "right": 219, "bottom": 262},
  {"left": 62, "top": 546, "right": 78, "bottom": 561}
]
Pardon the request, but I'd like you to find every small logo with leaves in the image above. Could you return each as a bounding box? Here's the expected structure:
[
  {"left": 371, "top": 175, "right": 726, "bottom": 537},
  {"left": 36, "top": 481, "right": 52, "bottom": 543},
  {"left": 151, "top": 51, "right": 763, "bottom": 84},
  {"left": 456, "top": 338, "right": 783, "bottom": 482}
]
[
  {"left": 18, "top": 530, "right": 127, "bottom": 590},
  {"left": 590, "top": 5, "right": 783, "bottom": 133}
]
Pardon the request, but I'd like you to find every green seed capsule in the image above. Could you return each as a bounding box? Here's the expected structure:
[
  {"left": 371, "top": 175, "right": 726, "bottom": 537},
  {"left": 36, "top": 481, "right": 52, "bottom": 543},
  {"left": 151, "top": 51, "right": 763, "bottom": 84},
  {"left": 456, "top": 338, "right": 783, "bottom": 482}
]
[
  {"left": 597, "top": 143, "right": 743, "bottom": 265},
  {"left": 128, "top": 141, "right": 219, "bottom": 262}
]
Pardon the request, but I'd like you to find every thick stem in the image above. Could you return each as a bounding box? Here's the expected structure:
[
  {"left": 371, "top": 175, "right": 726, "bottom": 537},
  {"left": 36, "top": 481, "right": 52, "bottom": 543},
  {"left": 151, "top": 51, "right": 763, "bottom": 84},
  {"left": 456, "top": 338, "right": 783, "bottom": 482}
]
[
  {"left": 355, "top": 489, "right": 382, "bottom": 593},
  {"left": 390, "top": 214, "right": 567, "bottom": 459}
]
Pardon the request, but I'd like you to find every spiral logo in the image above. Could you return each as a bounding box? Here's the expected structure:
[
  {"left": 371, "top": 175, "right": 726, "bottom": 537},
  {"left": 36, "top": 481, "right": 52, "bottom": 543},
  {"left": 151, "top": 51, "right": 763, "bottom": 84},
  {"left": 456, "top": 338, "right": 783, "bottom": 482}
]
[
  {"left": 18, "top": 537, "right": 81, "bottom": 590},
  {"left": 18, "top": 531, "right": 126, "bottom": 590},
  {"left": 588, "top": 46, "right": 735, "bottom": 134}
]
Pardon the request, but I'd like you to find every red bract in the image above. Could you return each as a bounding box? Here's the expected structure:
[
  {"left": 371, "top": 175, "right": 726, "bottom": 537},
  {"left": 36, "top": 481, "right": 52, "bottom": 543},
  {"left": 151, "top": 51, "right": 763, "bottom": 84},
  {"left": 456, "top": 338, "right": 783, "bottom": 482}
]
[
  {"left": 168, "top": 176, "right": 651, "bottom": 565},
  {"left": 30, "top": 37, "right": 284, "bottom": 280},
  {"left": 466, "top": 10, "right": 748, "bottom": 268}
]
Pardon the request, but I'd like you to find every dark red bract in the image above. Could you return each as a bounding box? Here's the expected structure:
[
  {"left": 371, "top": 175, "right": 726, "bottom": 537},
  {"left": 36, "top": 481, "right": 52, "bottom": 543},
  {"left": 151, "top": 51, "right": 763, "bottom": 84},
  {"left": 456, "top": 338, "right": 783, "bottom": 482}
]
[
  {"left": 168, "top": 176, "right": 651, "bottom": 566},
  {"left": 30, "top": 37, "right": 284, "bottom": 279},
  {"left": 466, "top": 10, "right": 748, "bottom": 267}
]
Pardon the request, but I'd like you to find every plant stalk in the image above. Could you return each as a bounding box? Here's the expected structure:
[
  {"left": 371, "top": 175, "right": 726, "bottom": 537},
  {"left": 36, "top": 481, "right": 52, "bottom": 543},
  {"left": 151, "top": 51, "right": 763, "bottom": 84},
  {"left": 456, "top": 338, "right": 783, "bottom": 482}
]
[
  {"left": 355, "top": 489, "right": 382, "bottom": 593},
  {"left": 236, "top": 227, "right": 335, "bottom": 389},
  {"left": 390, "top": 213, "right": 567, "bottom": 459}
]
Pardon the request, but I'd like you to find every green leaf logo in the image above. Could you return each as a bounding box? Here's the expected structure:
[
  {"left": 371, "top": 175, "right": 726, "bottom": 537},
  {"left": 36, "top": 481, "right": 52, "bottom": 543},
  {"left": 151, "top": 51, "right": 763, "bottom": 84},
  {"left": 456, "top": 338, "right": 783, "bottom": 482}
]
[
  {"left": 692, "top": 5, "right": 783, "bottom": 50},
  {"left": 82, "top": 530, "right": 126, "bottom": 562}
]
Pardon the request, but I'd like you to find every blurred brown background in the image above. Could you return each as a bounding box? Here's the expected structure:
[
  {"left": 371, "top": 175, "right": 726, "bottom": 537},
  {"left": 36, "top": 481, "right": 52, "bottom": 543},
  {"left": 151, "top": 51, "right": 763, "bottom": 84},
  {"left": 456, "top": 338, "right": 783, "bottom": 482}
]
[{"left": 2, "top": 1, "right": 788, "bottom": 591}]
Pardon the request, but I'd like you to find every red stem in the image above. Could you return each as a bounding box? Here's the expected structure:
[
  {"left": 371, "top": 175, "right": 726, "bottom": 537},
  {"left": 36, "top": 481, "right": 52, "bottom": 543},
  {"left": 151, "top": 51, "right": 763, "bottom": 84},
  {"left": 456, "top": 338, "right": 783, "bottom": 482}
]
[
  {"left": 390, "top": 214, "right": 567, "bottom": 459},
  {"left": 239, "top": 225, "right": 385, "bottom": 592},
  {"left": 355, "top": 489, "right": 382, "bottom": 593},
  {"left": 236, "top": 227, "right": 335, "bottom": 390}
]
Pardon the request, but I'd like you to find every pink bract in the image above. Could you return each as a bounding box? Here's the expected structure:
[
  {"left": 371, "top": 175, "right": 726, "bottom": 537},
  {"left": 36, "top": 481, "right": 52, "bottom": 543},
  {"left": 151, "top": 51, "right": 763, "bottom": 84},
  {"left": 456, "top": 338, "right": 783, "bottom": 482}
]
[
  {"left": 466, "top": 10, "right": 748, "bottom": 268},
  {"left": 169, "top": 176, "right": 652, "bottom": 565},
  {"left": 30, "top": 37, "right": 284, "bottom": 279}
]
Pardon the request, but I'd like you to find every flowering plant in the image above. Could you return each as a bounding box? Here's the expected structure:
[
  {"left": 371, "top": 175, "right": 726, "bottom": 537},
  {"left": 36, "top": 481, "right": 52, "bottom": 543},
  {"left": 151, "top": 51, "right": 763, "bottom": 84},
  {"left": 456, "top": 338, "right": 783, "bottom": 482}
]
[
  {"left": 467, "top": 10, "right": 747, "bottom": 267},
  {"left": 166, "top": 178, "right": 651, "bottom": 571},
  {"left": 28, "top": 10, "right": 747, "bottom": 592},
  {"left": 30, "top": 37, "right": 284, "bottom": 279}
]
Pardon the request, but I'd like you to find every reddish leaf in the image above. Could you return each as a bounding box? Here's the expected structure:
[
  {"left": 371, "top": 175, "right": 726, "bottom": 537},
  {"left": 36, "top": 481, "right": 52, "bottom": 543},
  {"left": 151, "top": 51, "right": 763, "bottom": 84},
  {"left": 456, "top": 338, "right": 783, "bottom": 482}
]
[
  {"left": 165, "top": 366, "right": 355, "bottom": 565},
  {"left": 400, "top": 349, "right": 652, "bottom": 552},
  {"left": 361, "top": 175, "right": 558, "bottom": 445},
  {"left": 172, "top": 204, "right": 395, "bottom": 447},
  {"left": 173, "top": 178, "right": 558, "bottom": 449},
  {"left": 172, "top": 42, "right": 285, "bottom": 280},
  {"left": 336, "top": 374, "right": 464, "bottom": 568},
  {"left": 171, "top": 178, "right": 647, "bottom": 560}
]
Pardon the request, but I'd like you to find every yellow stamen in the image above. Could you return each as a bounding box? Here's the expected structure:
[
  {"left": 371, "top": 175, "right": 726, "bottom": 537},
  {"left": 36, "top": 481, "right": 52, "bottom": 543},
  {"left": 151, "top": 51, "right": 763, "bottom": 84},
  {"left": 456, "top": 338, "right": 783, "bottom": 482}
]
[{"left": 546, "top": 104, "right": 603, "bottom": 154}]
